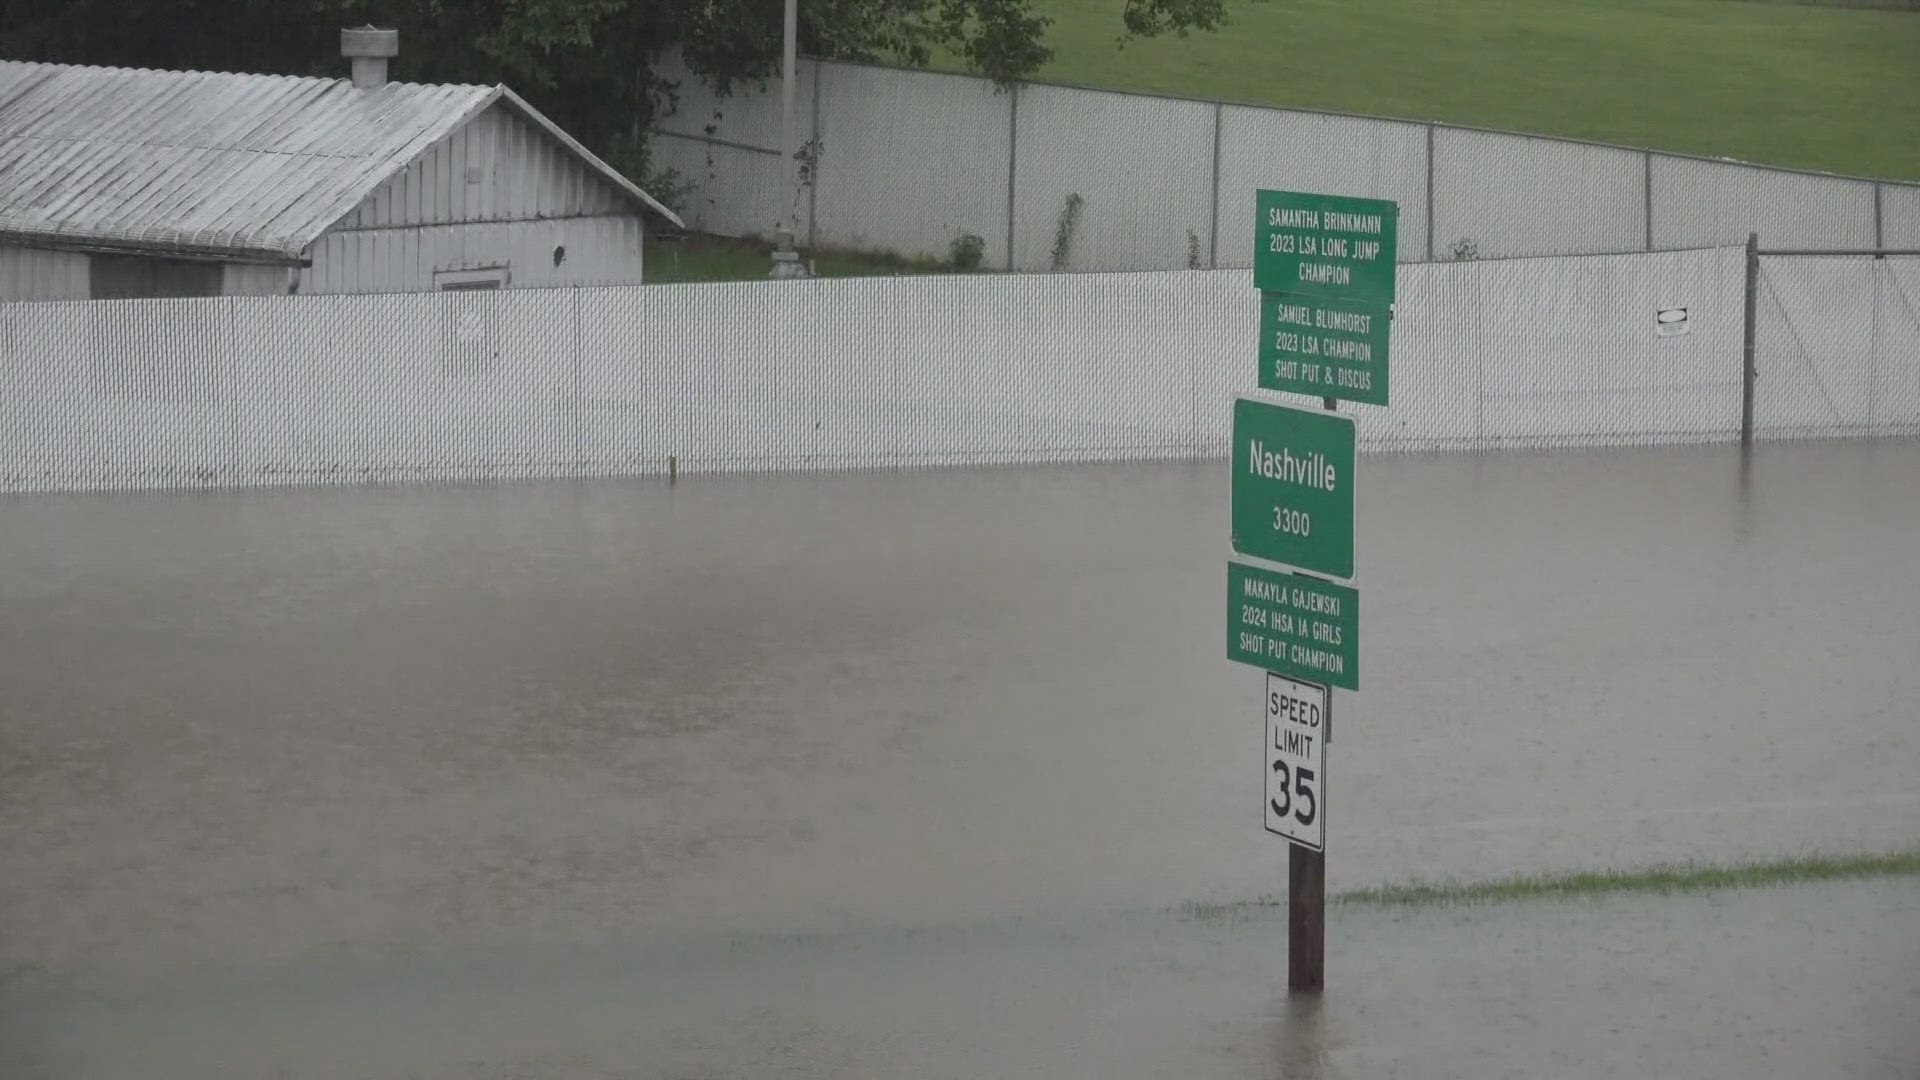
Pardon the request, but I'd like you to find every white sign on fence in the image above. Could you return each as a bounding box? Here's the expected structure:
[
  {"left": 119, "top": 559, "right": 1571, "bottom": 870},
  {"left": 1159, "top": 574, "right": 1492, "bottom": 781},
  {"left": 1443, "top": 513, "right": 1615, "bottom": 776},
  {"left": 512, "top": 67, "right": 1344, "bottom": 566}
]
[{"left": 1265, "top": 672, "right": 1326, "bottom": 851}]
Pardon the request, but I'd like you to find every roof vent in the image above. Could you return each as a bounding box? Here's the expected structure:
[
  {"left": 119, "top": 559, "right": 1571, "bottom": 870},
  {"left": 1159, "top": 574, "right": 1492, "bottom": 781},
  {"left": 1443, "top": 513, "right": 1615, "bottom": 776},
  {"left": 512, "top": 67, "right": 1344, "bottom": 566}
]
[{"left": 341, "top": 26, "right": 398, "bottom": 90}]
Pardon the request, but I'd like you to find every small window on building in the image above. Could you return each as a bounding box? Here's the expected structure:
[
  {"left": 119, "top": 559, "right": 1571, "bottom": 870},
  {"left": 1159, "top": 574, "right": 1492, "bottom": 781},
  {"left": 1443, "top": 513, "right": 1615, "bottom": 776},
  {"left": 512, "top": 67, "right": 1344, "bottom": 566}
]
[{"left": 89, "top": 255, "right": 221, "bottom": 299}]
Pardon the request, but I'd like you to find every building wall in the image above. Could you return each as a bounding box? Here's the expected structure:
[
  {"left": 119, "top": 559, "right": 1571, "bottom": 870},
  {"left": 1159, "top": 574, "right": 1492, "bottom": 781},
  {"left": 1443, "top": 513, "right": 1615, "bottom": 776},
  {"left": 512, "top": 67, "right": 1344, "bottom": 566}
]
[
  {"left": 0, "top": 245, "right": 89, "bottom": 301},
  {"left": 221, "top": 264, "right": 291, "bottom": 297},
  {"left": 339, "top": 107, "right": 631, "bottom": 229},
  {"left": 311, "top": 103, "right": 651, "bottom": 292},
  {"left": 301, "top": 215, "right": 645, "bottom": 295},
  {"left": 88, "top": 256, "right": 223, "bottom": 299},
  {"left": 0, "top": 247, "right": 294, "bottom": 302}
]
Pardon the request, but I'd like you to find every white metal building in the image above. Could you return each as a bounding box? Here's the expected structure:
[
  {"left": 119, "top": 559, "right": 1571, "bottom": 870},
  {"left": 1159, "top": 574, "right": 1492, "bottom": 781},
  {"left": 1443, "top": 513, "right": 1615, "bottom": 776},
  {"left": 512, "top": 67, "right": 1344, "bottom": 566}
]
[{"left": 0, "top": 31, "right": 682, "bottom": 301}]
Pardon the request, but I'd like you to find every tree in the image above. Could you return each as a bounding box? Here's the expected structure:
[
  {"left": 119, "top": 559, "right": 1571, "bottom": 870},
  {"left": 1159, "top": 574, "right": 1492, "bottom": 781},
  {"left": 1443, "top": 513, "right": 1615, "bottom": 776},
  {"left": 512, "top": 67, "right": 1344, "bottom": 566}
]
[{"left": 0, "top": 0, "right": 1250, "bottom": 198}]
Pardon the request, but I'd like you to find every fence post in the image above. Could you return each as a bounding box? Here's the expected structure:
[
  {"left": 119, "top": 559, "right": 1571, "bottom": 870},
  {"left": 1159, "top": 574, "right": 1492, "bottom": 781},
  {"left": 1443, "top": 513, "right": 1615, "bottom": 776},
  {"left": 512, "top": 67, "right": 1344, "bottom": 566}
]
[
  {"left": 1424, "top": 125, "right": 1436, "bottom": 262},
  {"left": 1873, "top": 182, "right": 1884, "bottom": 256},
  {"left": 1208, "top": 102, "right": 1223, "bottom": 270},
  {"left": 1005, "top": 84, "right": 1019, "bottom": 272},
  {"left": 1742, "top": 232, "right": 1758, "bottom": 447},
  {"left": 1643, "top": 152, "right": 1654, "bottom": 252}
]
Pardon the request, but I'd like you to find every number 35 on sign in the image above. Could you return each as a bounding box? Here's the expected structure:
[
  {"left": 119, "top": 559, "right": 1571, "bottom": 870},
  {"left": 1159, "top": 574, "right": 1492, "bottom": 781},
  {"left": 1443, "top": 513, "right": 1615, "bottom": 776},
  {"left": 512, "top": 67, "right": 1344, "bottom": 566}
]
[{"left": 1265, "top": 672, "right": 1326, "bottom": 851}]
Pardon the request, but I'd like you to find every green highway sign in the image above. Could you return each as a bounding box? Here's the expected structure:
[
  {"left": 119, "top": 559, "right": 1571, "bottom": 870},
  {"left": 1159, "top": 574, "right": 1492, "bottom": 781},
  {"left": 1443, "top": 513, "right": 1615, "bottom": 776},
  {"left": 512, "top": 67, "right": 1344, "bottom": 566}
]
[
  {"left": 1230, "top": 397, "right": 1355, "bottom": 579},
  {"left": 1259, "top": 291, "right": 1391, "bottom": 405},
  {"left": 1229, "top": 562, "right": 1358, "bottom": 689},
  {"left": 1254, "top": 190, "right": 1398, "bottom": 303}
]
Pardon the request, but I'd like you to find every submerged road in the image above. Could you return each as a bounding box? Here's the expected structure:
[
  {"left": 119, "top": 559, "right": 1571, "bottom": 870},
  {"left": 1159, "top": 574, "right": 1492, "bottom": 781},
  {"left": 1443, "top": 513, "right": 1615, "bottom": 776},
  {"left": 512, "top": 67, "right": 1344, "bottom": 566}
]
[{"left": 2, "top": 440, "right": 1916, "bottom": 1076}]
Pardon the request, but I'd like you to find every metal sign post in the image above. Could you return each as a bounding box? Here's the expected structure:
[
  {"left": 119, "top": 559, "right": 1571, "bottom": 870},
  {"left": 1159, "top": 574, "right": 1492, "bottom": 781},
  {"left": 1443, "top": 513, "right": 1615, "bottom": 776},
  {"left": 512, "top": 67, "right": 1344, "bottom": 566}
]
[{"left": 1232, "top": 188, "right": 1400, "bottom": 995}]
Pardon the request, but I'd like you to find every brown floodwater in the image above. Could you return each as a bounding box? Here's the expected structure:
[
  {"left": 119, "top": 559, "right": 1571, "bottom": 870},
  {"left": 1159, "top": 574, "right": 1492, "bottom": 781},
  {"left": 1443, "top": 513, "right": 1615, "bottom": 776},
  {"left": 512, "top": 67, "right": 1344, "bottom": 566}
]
[{"left": 2, "top": 440, "right": 1916, "bottom": 1076}]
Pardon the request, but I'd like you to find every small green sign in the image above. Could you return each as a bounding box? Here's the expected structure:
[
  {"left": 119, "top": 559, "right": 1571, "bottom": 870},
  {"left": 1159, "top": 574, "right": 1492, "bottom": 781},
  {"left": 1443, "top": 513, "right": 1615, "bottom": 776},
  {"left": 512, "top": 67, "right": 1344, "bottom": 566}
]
[
  {"left": 1230, "top": 397, "right": 1355, "bottom": 579},
  {"left": 1260, "top": 291, "right": 1391, "bottom": 405},
  {"left": 1229, "top": 562, "right": 1358, "bottom": 689},
  {"left": 1254, "top": 189, "right": 1398, "bottom": 303}
]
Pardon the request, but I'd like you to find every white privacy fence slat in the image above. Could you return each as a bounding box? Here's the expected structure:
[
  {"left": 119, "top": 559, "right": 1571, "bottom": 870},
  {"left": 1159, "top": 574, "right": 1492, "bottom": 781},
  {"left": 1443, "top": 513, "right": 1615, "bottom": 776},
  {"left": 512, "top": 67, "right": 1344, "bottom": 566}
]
[{"left": 0, "top": 246, "right": 1910, "bottom": 494}]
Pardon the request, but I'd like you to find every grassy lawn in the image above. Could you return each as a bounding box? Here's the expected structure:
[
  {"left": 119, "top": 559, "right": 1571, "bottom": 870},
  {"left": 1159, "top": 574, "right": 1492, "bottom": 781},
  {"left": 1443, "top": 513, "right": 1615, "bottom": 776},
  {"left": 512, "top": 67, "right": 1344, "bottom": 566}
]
[
  {"left": 646, "top": 232, "right": 972, "bottom": 284},
  {"left": 983, "top": 0, "right": 1920, "bottom": 180}
]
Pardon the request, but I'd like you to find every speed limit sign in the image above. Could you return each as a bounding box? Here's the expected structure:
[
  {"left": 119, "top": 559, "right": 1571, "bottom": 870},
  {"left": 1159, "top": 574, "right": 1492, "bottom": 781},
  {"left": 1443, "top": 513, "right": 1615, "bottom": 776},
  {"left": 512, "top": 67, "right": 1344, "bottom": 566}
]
[{"left": 1265, "top": 672, "right": 1326, "bottom": 850}]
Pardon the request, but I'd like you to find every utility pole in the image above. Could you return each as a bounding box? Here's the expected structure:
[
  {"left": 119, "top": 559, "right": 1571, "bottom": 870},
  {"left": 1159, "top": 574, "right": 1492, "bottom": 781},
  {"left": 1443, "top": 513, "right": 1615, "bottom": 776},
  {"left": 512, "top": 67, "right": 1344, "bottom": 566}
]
[{"left": 770, "top": 0, "right": 808, "bottom": 279}]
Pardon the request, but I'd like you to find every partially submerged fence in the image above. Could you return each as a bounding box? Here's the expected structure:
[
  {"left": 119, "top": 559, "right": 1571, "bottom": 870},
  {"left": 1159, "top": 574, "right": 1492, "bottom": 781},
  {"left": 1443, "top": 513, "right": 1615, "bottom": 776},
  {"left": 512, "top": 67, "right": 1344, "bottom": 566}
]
[
  {"left": 1754, "top": 248, "right": 1920, "bottom": 440},
  {"left": 649, "top": 56, "right": 1920, "bottom": 273},
  {"left": 0, "top": 247, "right": 1912, "bottom": 493}
]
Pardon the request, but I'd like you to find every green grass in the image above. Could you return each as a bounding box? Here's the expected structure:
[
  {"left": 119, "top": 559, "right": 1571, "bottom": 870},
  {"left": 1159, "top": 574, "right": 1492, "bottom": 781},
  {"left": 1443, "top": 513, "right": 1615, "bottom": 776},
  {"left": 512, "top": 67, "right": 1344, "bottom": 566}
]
[
  {"left": 1738, "top": 0, "right": 1918, "bottom": 9},
  {"left": 961, "top": 0, "right": 1920, "bottom": 180},
  {"left": 1178, "top": 851, "right": 1920, "bottom": 919},
  {"left": 646, "top": 232, "right": 975, "bottom": 284},
  {"left": 1339, "top": 850, "right": 1920, "bottom": 906}
]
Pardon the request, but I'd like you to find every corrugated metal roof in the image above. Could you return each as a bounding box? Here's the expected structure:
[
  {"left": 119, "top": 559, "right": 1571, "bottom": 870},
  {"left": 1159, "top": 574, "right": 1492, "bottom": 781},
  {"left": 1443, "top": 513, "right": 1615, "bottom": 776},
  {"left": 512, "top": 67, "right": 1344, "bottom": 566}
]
[{"left": 0, "top": 60, "right": 680, "bottom": 263}]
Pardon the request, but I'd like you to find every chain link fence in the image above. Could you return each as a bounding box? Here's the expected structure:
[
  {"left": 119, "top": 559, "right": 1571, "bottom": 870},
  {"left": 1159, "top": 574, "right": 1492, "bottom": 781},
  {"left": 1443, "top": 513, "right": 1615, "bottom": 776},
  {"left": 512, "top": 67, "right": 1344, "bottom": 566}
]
[
  {"left": 1755, "top": 253, "right": 1920, "bottom": 440},
  {"left": 650, "top": 57, "right": 1920, "bottom": 273},
  {"left": 0, "top": 247, "right": 1911, "bottom": 493}
]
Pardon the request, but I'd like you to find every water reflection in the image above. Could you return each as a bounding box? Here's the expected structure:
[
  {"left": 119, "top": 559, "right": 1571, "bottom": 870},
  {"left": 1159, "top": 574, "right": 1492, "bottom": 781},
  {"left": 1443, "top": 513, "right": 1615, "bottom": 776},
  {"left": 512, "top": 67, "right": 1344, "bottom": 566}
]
[
  {"left": 1269, "top": 990, "right": 1329, "bottom": 1079},
  {"left": 1736, "top": 443, "right": 1755, "bottom": 539}
]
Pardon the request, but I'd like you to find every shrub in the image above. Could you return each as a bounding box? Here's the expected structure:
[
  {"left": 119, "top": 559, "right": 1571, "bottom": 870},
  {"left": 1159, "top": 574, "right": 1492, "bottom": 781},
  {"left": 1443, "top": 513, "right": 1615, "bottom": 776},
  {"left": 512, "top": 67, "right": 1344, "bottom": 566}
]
[{"left": 950, "top": 233, "right": 987, "bottom": 271}]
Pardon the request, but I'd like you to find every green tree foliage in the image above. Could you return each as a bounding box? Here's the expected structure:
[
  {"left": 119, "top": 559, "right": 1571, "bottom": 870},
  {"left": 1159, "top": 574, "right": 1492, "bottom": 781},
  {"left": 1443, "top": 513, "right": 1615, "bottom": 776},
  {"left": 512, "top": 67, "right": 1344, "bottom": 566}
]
[{"left": 0, "top": 0, "right": 1250, "bottom": 187}]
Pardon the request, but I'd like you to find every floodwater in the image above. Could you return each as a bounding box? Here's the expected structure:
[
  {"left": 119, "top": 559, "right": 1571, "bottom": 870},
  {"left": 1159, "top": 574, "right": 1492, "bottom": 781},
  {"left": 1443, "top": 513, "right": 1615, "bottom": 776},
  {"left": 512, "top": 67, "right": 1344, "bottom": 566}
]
[
  {"left": 7, "top": 881, "right": 1919, "bottom": 1078},
  {"left": 2, "top": 440, "right": 1917, "bottom": 1077}
]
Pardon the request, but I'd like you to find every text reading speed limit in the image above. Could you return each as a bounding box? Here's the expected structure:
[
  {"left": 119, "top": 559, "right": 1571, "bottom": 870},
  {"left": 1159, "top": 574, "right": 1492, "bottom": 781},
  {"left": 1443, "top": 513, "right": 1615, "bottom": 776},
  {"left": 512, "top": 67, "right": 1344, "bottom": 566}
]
[{"left": 1264, "top": 672, "right": 1326, "bottom": 851}]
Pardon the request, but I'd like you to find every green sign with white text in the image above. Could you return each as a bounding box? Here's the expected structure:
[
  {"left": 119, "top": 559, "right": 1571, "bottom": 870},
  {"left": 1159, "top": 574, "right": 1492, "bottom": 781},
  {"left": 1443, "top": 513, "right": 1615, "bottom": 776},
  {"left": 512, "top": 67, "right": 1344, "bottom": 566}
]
[
  {"left": 1230, "top": 397, "right": 1355, "bottom": 579},
  {"left": 1259, "top": 291, "right": 1391, "bottom": 405},
  {"left": 1254, "top": 189, "right": 1398, "bottom": 303},
  {"left": 1228, "top": 562, "right": 1358, "bottom": 689}
]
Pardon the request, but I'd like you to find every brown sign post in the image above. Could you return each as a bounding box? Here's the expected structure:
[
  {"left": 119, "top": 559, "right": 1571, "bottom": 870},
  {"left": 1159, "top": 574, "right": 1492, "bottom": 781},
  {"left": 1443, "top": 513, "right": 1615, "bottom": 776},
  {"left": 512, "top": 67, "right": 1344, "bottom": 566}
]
[
  {"left": 1289, "top": 841, "right": 1324, "bottom": 990},
  {"left": 1290, "top": 403, "right": 1334, "bottom": 995}
]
